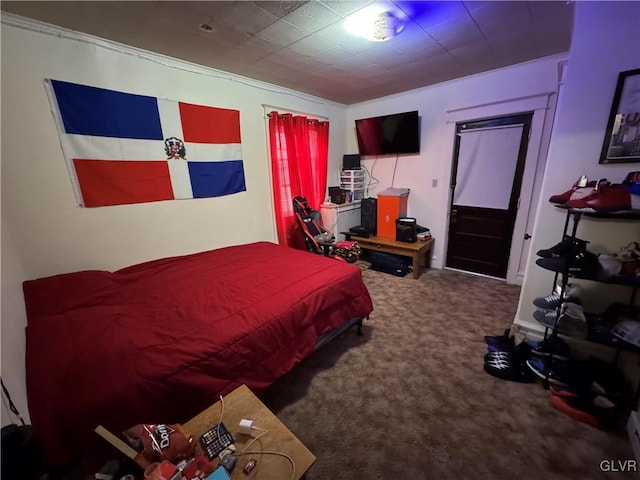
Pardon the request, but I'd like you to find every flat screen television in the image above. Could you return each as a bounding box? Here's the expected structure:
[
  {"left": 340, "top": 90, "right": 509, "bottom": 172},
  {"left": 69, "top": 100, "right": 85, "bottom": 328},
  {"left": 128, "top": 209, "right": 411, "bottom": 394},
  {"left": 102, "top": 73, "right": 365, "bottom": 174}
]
[{"left": 355, "top": 110, "right": 420, "bottom": 156}]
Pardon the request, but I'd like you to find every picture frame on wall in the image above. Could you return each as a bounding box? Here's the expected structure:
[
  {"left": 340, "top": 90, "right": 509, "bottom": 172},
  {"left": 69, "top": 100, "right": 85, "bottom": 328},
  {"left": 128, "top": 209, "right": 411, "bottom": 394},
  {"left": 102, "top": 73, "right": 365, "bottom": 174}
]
[{"left": 599, "top": 68, "right": 640, "bottom": 164}]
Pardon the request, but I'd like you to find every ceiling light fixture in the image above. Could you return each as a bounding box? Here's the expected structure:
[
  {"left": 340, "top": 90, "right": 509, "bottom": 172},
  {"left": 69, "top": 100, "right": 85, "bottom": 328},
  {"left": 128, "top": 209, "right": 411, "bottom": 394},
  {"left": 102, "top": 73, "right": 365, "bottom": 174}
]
[{"left": 345, "top": 8, "right": 405, "bottom": 42}]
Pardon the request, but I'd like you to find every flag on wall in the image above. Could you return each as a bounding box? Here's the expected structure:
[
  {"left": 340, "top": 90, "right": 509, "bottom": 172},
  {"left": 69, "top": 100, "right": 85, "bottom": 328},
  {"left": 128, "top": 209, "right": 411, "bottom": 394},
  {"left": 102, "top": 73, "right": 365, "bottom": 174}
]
[{"left": 46, "top": 79, "right": 246, "bottom": 207}]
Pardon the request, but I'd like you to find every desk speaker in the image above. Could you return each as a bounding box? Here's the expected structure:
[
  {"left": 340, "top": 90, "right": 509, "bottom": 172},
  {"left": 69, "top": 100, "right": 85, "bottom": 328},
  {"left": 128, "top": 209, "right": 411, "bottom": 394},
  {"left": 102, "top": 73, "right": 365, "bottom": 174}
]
[
  {"left": 396, "top": 217, "right": 417, "bottom": 243},
  {"left": 361, "top": 198, "right": 377, "bottom": 234}
]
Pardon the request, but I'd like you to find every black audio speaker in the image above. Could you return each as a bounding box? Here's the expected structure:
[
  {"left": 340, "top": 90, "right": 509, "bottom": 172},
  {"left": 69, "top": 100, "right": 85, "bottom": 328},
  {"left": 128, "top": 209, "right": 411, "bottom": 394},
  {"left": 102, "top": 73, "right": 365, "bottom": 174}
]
[
  {"left": 361, "top": 198, "right": 377, "bottom": 234},
  {"left": 396, "top": 217, "right": 417, "bottom": 243}
]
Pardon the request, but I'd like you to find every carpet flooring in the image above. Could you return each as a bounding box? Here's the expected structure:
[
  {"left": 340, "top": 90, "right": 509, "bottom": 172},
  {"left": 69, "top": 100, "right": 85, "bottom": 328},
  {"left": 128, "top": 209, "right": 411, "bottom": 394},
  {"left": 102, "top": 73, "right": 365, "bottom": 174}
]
[{"left": 260, "top": 267, "right": 636, "bottom": 480}]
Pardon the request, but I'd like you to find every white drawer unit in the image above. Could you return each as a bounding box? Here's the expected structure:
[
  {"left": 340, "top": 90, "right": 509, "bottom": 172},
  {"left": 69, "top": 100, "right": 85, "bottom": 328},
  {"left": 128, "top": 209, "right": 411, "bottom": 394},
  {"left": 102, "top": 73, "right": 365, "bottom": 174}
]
[
  {"left": 320, "top": 201, "right": 362, "bottom": 240},
  {"left": 339, "top": 169, "right": 366, "bottom": 201},
  {"left": 340, "top": 169, "right": 365, "bottom": 181},
  {"left": 340, "top": 170, "right": 365, "bottom": 188}
]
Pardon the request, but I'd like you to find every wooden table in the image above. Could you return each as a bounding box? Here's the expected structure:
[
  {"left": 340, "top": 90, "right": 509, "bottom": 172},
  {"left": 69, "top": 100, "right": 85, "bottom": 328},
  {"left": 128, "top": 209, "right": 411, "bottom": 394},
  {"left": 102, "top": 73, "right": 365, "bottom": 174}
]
[
  {"left": 349, "top": 235, "right": 434, "bottom": 279},
  {"left": 184, "top": 385, "right": 315, "bottom": 480}
]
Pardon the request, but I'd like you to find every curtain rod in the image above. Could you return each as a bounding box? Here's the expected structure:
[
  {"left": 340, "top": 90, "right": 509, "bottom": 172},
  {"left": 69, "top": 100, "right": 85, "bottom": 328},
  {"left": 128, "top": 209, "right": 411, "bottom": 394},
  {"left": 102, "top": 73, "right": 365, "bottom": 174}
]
[{"left": 261, "top": 103, "right": 329, "bottom": 120}]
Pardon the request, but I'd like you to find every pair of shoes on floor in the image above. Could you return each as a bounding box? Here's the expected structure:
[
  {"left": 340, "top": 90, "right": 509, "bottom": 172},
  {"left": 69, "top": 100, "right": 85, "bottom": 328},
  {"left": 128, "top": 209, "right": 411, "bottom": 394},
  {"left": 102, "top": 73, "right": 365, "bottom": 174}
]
[
  {"left": 533, "top": 302, "right": 588, "bottom": 339},
  {"left": 550, "top": 385, "right": 618, "bottom": 429},
  {"left": 532, "top": 282, "right": 582, "bottom": 310},
  {"left": 483, "top": 335, "right": 533, "bottom": 383},
  {"left": 550, "top": 174, "right": 640, "bottom": 213}
]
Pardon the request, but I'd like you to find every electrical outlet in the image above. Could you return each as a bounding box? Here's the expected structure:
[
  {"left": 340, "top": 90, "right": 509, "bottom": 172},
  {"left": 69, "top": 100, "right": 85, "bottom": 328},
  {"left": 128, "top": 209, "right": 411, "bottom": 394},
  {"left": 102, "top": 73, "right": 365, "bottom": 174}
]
[{"left": 431, "top": 179, "right": 438, "bottom": 188}]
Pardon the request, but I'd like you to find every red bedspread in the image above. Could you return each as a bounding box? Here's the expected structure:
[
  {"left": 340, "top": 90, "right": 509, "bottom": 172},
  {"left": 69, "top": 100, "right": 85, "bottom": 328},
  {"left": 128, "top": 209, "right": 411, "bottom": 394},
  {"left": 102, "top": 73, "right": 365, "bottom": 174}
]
[{"left": 23, "top": 241, "right": 373, "bottom": 469}]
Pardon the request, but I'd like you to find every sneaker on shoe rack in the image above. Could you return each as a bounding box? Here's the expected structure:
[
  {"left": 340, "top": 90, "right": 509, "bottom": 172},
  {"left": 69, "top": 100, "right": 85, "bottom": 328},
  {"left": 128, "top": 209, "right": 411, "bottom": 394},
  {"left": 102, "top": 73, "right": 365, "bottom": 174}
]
[
  {"left": 533, "top": 303, "right": 585, "bottom": 327},
  {"left": 550, "top": 392, "right": 617, "bottom": 429},
  {"left": 550, "top": 384, "right": 580, "bottom": 398},
  {"left": 532, "top": 286, "right": 581, "bottom": 310},
  {"left": 550, "top": 382, "right": 611, "bottom": 400},
  {"left": 527, "top": 337, "right": 572, "bottom": 361},
  {"left": 565, "top": 183, "right": 639, "bottom": 213},
  {"left": 533, "top": 303, "right": 587, "bottom": 339},
  {"left": 536, "top": 236, "right": 590, "bottom": 259},
  {"left": 528, "top": 356, "right": 596, "bottom": 389},
  {"left": 533, "top": 309, "right": 559, "bottom": 329},
  {"left": 549, "top": 175, "right": 597, "bottom": 204},
  {"left": 559, "top": 178, "right": 608, "bottom": 209},
  {"left": 535, "top": 250, "right": 600, "bottom": 279},
  {"left": 525, "top": 359, "right": 573, "bottom": 387}
]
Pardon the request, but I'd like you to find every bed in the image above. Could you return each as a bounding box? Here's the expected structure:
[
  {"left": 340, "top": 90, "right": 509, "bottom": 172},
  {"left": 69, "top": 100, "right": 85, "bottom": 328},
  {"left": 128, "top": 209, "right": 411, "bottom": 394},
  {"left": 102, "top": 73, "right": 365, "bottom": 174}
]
[{"left": 22, "top": 241, "right": 373, "bottom": 470}]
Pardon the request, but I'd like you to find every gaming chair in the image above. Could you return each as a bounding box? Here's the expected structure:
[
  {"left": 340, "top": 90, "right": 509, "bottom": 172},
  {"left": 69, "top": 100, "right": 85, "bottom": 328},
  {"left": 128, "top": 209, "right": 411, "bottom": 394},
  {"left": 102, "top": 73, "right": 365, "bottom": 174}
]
[{"left": 292, "top": 196, "right": 360, "bottom": 263}]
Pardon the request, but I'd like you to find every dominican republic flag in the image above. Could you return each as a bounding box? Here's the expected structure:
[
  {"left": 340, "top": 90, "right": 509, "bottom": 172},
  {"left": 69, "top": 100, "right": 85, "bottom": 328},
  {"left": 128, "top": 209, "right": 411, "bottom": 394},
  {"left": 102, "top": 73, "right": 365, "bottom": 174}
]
[{"left": 46, "top": 79, "right": 246, "bottom": 207}]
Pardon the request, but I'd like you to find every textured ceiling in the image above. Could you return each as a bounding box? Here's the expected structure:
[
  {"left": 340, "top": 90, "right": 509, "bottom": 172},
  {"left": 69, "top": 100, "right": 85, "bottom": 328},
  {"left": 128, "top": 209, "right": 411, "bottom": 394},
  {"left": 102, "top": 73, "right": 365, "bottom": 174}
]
[{"left": 1, "top": 1, "right": 575, "bottom": 104}]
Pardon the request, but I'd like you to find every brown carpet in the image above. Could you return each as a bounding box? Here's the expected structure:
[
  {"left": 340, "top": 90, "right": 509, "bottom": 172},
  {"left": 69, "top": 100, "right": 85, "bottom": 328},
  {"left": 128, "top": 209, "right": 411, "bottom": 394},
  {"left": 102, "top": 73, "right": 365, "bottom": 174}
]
[{"left": 260, "top": 267, "right": 635, "bottom": 480}]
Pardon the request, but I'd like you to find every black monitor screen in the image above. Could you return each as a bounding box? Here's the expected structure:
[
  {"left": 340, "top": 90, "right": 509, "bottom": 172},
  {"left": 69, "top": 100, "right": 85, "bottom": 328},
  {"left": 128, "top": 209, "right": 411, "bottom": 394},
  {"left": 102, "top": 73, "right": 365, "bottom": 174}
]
[
  {"left": 355, "top": 111, "right": 420, "bottom": 156},
  {"left": 343, "top": 154, "right": 361, "bottom": 170}
]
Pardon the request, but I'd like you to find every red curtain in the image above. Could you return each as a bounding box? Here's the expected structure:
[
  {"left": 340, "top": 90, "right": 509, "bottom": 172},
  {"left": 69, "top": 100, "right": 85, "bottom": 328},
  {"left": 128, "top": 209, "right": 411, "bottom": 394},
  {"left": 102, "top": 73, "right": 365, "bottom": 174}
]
[{"left": 268, "top": 112, "right": 329, "bottom": 250}]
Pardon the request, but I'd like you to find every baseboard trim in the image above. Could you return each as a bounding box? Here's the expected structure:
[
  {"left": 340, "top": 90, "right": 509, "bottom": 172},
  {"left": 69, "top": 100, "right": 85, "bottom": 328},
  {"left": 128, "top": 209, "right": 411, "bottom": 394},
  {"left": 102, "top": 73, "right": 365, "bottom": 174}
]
[
  {"left": 444, "top": 267, "right": 506, "bottom": 282},
  {"left": 513, "top": 317, "right": 546, "bottom": 342}
]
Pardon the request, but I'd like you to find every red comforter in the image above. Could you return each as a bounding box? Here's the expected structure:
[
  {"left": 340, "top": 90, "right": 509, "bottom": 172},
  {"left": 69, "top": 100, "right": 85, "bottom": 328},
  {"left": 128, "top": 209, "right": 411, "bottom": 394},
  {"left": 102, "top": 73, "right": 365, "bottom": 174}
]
[{"left": 23, "top": 242, "right": 373, "bottom": 469}]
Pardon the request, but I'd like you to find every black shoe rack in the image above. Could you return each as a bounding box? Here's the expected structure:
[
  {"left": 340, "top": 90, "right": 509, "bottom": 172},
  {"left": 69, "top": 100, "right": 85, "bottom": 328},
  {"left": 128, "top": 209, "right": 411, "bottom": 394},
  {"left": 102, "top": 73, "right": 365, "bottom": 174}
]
[{"left": 534, "top": 205, "right": 640, "bottom": 403}]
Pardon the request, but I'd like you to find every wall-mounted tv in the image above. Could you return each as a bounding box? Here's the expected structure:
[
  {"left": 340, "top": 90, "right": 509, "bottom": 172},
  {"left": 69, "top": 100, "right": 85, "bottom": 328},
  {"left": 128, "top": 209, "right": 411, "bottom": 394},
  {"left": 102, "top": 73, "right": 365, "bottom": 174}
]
[{"left": 355, "top": 110, "right": 420, "bottom": 156}]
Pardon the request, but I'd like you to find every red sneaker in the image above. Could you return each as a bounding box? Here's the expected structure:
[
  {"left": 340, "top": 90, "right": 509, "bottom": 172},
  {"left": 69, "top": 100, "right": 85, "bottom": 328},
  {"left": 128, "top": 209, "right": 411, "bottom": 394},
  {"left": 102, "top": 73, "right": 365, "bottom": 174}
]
[
  {"left": 550, "top": 392, "right": 617, "bottom": 428},
  {"left": 549, "top": 175, "right": 597, "bottom": 204},
  {"left": 565, "top": 184, "right": 632, "bottom": 212}
]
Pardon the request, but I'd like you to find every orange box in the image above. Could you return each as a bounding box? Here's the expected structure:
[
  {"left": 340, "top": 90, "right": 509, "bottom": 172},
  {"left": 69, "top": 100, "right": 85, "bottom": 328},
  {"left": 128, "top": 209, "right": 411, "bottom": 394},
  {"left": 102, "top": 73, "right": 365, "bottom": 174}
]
[{"left": 377, "top": 188, "right": 409, "bottom": 238}]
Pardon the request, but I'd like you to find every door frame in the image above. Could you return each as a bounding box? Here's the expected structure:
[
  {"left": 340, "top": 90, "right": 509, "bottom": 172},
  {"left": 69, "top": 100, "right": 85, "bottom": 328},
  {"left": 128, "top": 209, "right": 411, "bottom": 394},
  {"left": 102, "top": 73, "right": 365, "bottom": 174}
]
[
  {"left": 447, "top": 114, "right": 532, "bottom": 279},
  {"left": 444, "top": 92, "right": 555, "bottom": 284}
]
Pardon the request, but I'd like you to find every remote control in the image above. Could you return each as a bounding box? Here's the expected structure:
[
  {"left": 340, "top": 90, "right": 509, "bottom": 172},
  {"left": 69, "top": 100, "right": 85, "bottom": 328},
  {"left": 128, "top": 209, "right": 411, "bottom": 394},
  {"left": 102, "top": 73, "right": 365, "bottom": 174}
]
[{"left": 199, "top": 422, "right": 234, "bottom": 459}]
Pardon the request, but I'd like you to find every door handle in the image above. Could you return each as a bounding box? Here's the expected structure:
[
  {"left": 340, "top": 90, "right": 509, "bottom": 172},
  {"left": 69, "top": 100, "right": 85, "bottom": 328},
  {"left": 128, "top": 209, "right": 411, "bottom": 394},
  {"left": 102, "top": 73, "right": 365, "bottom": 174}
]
[
  {"left": 451, "top": 209, "right": 458, "bottom": 224},
  {"left": 524, "top": 233, "right": 531, "bottom": 240}
]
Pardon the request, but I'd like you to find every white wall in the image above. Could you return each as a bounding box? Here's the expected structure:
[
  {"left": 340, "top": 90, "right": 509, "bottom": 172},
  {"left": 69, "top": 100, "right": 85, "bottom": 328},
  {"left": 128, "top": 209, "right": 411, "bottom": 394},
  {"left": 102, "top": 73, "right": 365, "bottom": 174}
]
[
  {"left": 516, "top": 1, "right": 640, "bottom": 335},
  {"left": 346, "top": 54, "right": 566, "bottom": 271},
  {"left": 0, "top": 17, "right": 347, "bottom": 425}
]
